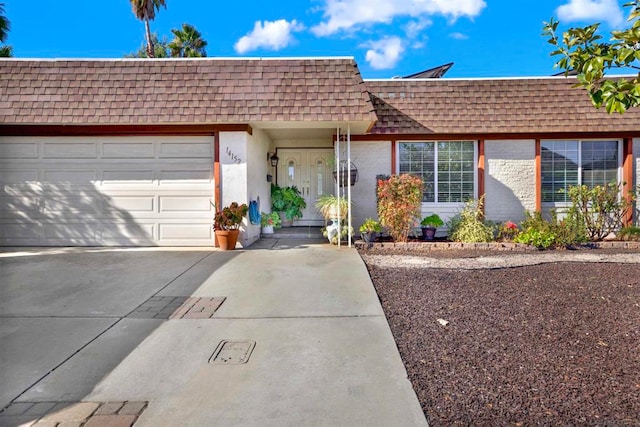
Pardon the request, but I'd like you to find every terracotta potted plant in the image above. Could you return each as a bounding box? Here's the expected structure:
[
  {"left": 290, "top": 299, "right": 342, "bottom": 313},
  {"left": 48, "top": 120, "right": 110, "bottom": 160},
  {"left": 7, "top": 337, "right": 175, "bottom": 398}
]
[
  {"left": 420, "top": 213, "right": 444, "bottom": 241},
  {"left": 213, "top": 202, "right": 248, "bottom": 250}
]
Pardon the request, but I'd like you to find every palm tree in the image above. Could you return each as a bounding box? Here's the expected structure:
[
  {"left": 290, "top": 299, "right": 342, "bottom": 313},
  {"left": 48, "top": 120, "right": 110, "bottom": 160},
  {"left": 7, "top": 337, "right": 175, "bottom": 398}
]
[
  {"left": 0, "top": 2, "right": 9, "bottom": 42},
  {"left": 129, "top": 0, "right": 166, "bottom": 58},
  {"left": 0, "top": 2, "right": 12, "bottom": 57},
  {"left": 168, "top": 23, "right": 207, "bottom": 58},
  {"left": 126, "top": 33, "right": 169, "bottom": 58}
]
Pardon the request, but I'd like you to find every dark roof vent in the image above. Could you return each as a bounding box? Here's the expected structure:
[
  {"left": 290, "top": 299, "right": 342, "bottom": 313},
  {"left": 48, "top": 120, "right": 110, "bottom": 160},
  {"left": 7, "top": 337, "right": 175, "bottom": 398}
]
[{"left": 403, "top": 62, "right": 454, "bottom": 79}]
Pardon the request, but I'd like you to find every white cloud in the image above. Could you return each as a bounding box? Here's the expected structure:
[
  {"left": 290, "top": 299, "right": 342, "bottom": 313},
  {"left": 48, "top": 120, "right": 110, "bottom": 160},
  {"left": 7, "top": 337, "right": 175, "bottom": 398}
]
[
  {"left": 312, "top": 0, "right": 486, "bottom": 36},
  {"left": 556, "top": 0, "right": 624, "bottom": 27},
  {"left": 234, "top": 19, "right": 305, "bottom": 54},
  {"left": 405, "top": 18, "right": 432, "bottom": 39},
  {"left": 449, "top": 32, "right": 469, "bottom": 40},
  {"left": 363, "top": 37, "right": 405, "bottom": 69}
]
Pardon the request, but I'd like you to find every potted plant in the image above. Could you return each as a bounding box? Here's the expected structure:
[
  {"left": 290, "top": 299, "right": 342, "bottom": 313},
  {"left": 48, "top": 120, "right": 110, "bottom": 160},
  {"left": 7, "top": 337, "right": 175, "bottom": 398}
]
[
  {"left": 213, "top": 202, "right": 248, "bottom": 250},
  {"left": 260, "top": 212, "right": 281, "bottom": 234},
  {"left": 315, "top": 194, "right": 353, "bottom": 244},
  {"left": 420, "top": 213, "right": 444, "bottom": 241},
  {"left": 271, "top": 184, "right": 306, "bottom": 227},
  {"left": 315, "top": 194, "right": 350, "bottom": 221},
  {"left": 359, "top": 217, "right": 382, "bottom": 243}
]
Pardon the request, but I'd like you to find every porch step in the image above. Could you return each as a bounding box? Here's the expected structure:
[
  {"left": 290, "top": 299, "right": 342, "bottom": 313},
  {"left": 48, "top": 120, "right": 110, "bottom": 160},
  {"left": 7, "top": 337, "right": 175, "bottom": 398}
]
[{"left": 261, "top": 226, "right": 324, "bottom": 240}]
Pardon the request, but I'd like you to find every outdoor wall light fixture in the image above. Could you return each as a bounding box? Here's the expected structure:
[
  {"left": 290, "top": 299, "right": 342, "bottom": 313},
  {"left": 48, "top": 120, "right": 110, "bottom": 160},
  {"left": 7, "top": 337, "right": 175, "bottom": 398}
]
[{"left": 268, "top": 152, "right": 279, "bottom": 168}]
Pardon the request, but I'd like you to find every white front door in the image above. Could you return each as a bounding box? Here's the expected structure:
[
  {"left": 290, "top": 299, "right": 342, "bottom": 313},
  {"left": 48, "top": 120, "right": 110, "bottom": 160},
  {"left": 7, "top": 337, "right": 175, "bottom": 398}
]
[{"left": 277, "top": 148, "right": 334, "bottom": 226}]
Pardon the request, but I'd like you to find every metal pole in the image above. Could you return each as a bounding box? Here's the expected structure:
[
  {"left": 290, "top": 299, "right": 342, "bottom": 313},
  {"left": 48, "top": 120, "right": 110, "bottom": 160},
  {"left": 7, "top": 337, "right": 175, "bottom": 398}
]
[
  {"left": 336, "top": 127, "right": 341, "bottom": 249},
  {"left": 347, "top": 123, "right": 352, "bottom": 247}
]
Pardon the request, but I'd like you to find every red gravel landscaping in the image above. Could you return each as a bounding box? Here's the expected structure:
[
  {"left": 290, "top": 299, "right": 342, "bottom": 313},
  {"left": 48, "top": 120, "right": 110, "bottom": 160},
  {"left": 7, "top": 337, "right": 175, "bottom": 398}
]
[{"left": 360, "top": 250, "right": 640, "bottom": 426}]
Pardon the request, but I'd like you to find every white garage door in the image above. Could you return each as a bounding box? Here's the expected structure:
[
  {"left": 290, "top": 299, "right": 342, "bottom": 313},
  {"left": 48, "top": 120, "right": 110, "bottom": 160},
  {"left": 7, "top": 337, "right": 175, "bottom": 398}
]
[{"left": 0, "top": 136, "right": 216, "bottom": 246}]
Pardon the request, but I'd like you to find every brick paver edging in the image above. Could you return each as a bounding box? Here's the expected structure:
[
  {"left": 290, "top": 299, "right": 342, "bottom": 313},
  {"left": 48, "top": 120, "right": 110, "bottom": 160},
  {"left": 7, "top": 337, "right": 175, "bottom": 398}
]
[
  {"left": 0, "top": 401, "right": 148, "bottom": 427},
  {"left": 355, "top": 240, "right": 640, "bottom": 251}
]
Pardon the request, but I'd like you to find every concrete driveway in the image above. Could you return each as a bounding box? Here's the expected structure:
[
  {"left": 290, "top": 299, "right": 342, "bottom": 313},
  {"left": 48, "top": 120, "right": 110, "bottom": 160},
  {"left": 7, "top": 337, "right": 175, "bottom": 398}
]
[{"left": 0, "top": 243, "right": 426, "bottom": 426}]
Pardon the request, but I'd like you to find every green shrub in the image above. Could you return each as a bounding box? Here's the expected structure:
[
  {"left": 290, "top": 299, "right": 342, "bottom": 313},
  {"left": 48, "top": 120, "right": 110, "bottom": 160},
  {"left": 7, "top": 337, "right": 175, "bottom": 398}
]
[
  {"left": 448, "top": 197, "right": 494, "bottom": 243},
  {"left": 566, "top": 182, "right": 634, "bottom": 241},
  {"left": 514, "top": 227, "right": 557, "bottom": 249},
  {"left": 377, "top": 174, "right": 422, "bottom": 242},
  {"left": 550, "top": 209, "right": 588, "bottom": 246},
  {"left": 618, "top": 225, "right": 640, "bottom": 241},
  {"left": 518, "top": 210, "right": 587, "bottom": 248}
]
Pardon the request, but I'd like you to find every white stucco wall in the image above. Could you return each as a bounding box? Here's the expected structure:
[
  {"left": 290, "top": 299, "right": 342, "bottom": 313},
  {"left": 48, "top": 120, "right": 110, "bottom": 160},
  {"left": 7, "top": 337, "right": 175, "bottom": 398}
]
[
  {"left": 350, "top": 141, "right": 392, "bottom": 230},
  {"left": 484, "top": 140, "right": 536, "bottom": 222},
  {"left": 274, "top": 138, "right": 333, "bottom": 149},
  {"left": 216, "top": 132, "right": 268, "bottom": 247},
  {"left": 245, "top": 129, "right": 272, "bottom": 245}
]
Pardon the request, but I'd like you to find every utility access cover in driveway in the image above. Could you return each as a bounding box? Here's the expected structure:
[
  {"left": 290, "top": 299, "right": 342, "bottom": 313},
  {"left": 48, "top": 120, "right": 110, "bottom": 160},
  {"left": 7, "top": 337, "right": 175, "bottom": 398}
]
[{"left": 209, "top": 340, "right": 256, "bottom": 364}]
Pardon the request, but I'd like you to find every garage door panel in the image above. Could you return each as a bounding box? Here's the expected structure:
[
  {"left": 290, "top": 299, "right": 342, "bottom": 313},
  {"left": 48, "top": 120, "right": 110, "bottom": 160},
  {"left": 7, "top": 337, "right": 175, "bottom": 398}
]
[
  {"left": 159, "top": 223, "right": 212, "bottom": 240},
  {"left": 159, "top": 168, "right": 213, "bottom": 183},
  {"left": 102, "top": 142, "right": 155, "bottom": 159},
  {"left": 101, "top": 169, "right": 156, "bottom": 186},
  {"left": 43, "top": 196, "right": 101, "bottom": 214},
  {"left": 106, "top": 196, "right": 155, "bottom": 213},
  {"left": 159, "top": 196, "right": 212, "bottom": 213},
  {"left": 0, "top": 196, "right": 40, "bottom": 213},
  {"left": 44, "top": 223, "right": 97, "bottom": 242},
  {"left": 0, "top": 169, "right": 39, "bottom": 183},
  {"left": 0, "top": 142, "right": 38, "bottom": 159},
  {"left": 43, "top": 142, "right": 97, "bottom": 159},
  {"left": 159, "top": 142, "right": 212, "bottom": 158},
  {"left": 43, "top": 169, "right": 97, "bottom": 184},
  {"left": 0, "top": 222, "right": 44, "bottom": 240},
  {"left": 100, "top": 222, "right": 155, "bottom": 243}
]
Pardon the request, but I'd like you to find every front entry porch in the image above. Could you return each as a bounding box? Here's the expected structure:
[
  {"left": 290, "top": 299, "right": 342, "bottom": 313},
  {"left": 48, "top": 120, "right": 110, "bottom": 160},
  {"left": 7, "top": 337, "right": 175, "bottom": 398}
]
[
  {"left": 260, "top": 225, "right": 324, "bottom": 240},
  {"left": 275, "top": 148, "right": 335, "bottom": 226}
]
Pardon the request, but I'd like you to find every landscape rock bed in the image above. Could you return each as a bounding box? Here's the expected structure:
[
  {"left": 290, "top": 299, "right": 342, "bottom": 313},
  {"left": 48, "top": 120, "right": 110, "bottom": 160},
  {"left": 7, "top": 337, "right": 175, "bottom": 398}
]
[{"left": 360, "top": 250, "right": 640, "bottom": 426}]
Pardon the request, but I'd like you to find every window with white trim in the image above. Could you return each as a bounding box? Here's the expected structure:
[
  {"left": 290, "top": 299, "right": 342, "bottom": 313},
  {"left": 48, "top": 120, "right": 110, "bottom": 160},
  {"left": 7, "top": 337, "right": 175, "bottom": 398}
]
[
  {"left": 541, "top": 140, "right": 620, "bottom": 203},
  {"left": 399, "top": 141, "right": 476, "bottom": 203}
]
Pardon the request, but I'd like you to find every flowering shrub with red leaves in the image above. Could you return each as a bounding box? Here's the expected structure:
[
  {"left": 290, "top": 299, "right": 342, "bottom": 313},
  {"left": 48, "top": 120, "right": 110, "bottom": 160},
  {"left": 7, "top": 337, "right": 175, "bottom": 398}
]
[
  {"left": 498, "top": 220, "right": 520, "bottom": 241},
  {"left": 377, "top": 174, "right": 423, "bottom": 242},
  {"left": 213, "top": 202, "right": 248, "bottom": 230}
]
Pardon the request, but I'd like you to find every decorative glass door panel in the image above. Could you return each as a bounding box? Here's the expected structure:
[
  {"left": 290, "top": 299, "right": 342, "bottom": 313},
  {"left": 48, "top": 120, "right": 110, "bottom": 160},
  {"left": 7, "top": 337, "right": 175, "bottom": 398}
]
[{"left": 277, "top": 148, "right": 334, "bottom": 225}]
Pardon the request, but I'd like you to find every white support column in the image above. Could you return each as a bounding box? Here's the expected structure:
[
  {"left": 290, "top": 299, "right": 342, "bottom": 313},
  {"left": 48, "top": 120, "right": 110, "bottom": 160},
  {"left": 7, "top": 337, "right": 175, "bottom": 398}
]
[
  {"left": 347, "top": 124, "right": 352, "bottom": 248},
  {"left": 336, "top": 127, "right": 341, "bottom": 249}
]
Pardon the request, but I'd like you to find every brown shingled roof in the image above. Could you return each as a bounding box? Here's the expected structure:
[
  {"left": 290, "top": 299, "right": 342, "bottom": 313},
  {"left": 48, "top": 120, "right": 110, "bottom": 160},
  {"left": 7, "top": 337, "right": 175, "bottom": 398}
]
[
  {"left": 0, "top": 58, "right": 376, "bottom": 126},
  {"left": 365, "top": 77, "right": 640, "bottom": 135}
]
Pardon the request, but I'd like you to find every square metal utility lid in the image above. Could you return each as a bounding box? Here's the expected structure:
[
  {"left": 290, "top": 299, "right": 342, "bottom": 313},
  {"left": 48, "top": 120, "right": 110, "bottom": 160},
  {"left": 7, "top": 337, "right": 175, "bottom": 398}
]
[{"left": 209, "top": 340, "right": 256, "bottom": 365}]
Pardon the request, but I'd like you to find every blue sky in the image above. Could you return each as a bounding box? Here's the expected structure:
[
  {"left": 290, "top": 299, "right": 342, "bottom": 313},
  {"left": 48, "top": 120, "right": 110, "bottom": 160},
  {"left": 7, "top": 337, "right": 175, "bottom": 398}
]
[{"left": 2, "top": 0, "right": 632, "bottom": 78}]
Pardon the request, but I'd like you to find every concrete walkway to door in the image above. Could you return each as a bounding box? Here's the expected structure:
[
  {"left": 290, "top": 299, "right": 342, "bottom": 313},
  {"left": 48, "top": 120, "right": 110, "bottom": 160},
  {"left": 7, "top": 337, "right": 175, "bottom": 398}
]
[{"left": 0, "top": 240, "right": 427, "bottom": 426}]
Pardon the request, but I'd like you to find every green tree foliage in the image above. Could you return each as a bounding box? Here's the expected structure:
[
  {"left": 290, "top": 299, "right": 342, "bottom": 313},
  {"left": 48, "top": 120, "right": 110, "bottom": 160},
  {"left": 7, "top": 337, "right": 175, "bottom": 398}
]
[
  {"left": 542, "top": 1, "right": 640, "bottom": 113},
  {"left": 127, "top": 33, "right": 169, "bottom": 58},
  {"left": 0, "top": 2, "right": 12, "bottom": 57},
  {"left": 377, "top": 174, "right": 422, "bottom": 242},
  {"left": 168, "top": 23, "right": 207, "bottom": 57},
  {"left": 129, "top": 0, "right": 166, "bottom": 58}
]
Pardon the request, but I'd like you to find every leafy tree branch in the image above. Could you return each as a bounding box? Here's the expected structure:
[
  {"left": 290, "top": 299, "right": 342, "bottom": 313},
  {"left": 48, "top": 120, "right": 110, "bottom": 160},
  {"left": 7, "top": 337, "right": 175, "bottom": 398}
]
[{"left": 542, "top": 0, "right": 640, "bottom": 113}]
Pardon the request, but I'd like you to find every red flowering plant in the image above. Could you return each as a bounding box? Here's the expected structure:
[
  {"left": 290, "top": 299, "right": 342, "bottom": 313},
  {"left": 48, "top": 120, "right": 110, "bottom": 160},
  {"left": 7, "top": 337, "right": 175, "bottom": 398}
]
[
  {"left": 498, "top": 220, "right": 520, "bottom": 241},
  {"left": 213, "top": 202, "right": 248, "bottom": 231},
  {"left": 377, "top": 174, "right": 423, "bottom": 242}
]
